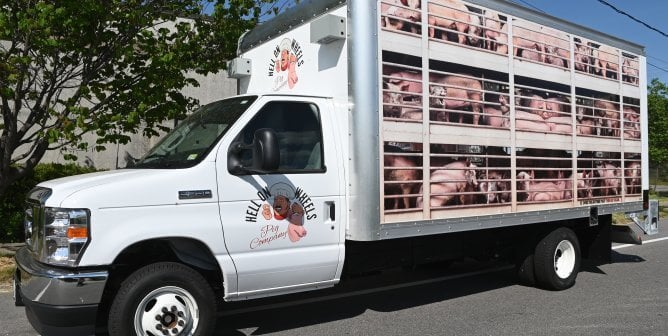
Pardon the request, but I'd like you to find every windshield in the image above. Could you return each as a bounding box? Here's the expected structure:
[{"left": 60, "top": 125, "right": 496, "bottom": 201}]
[{"left": 132, "top": 96, "right": 258, "bottom": 169}]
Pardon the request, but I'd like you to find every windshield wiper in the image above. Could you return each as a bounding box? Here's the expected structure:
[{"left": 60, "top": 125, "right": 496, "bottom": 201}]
[{"left": 140, "top": 152, "right": 168, "bottom": 162}]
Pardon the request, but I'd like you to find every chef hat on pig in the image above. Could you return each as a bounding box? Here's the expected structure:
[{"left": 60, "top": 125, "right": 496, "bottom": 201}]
[
  {"left": 270, "top": 183, "right": 295, "bottom": 200},
  {"left": 279, "top": 38, "right": 291, "bottom": 52}
]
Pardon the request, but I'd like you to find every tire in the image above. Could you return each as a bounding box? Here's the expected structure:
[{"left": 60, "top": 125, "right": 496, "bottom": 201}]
[
  {"left": 533, "top": 227, "right": 581, "bottom": 290},
  {"left": 108, "top": 262, "right": 216, "bottom": 336}
]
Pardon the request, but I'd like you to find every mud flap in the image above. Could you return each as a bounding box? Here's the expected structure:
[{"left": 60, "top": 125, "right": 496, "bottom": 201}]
[{"left": 581, "top": 214, "right": 612, "bottom": 264}]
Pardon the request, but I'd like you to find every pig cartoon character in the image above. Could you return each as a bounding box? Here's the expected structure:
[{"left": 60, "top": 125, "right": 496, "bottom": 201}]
[
  {"left": 268, "top": 183, "right": 309, "bottom": 242},
  {"left": 288, "top": 202, "right": 307, "bottom": 242},
  {"left": 272, "top": 195, "right": 291, "bottom": 220},
  {"left": 262, "top": 204, "right": 272, "bottom": 220},
  {"left": 274, "top": 38, "right": 299, "bottom": 90},
  {"left": 270, "top": 184, "right": 295, "bottom": 220}
]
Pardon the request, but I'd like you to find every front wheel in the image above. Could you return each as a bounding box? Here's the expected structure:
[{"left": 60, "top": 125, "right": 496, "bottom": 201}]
[
  {"left": 534, "top": 227, "right": 581, "bottom": 290},
  {"left": 108, "top": 262, "right": 216, "bottom": 336}
]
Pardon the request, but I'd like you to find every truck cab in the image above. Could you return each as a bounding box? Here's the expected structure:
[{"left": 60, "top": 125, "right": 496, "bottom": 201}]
[{"left": 15, "top": 94, "right": 348, "bottom": 335}]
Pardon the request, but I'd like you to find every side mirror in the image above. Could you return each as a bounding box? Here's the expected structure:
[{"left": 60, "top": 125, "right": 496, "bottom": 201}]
[
  {"left": 251, "top": 128, "right": 279, "bottom": 171},
  {"left": 228, "top": 128, "right": 280, "bottom": 175}
]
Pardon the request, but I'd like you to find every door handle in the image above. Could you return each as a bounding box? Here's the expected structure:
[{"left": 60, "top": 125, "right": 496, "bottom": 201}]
[{"left": 325, "top": 201, "right": 335, "bottom": 228}]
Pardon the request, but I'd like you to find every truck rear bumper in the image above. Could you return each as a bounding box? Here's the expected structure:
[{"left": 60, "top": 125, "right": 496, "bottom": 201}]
[{"left": 14, "top": 247, "right": 108, "bottom": 336}]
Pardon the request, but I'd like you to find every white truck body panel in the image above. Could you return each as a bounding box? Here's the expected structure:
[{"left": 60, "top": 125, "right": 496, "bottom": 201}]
[
  {"left": 238, "top": 6, "right": 349, "bottom": 102},
  {"left": 40, "top": 164, "right": 229, "bottom": 267}
]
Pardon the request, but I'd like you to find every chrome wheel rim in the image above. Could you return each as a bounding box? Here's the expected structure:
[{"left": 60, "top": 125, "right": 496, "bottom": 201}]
[
  {"left": 554, "top": 240, "right": 576, "bottom": 279},
  {"left": 134, "top": 286, "right": 199, "bottom": 336}
]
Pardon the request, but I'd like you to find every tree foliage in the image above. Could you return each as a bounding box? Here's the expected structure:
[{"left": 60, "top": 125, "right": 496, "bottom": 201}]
[
  {"left": 0, "top": 163, "right": 97, "bottom": 242},
  {"left": 0, "top": 0, "right": 288, "bottom": 196},
  {"left": 648, "top": 78, "right": 668, "bottom": 167}
]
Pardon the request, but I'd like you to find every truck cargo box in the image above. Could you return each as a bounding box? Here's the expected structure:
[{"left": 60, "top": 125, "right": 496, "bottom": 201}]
[{"left": 234, "top": 0, "right": 647, "bottom": 241}]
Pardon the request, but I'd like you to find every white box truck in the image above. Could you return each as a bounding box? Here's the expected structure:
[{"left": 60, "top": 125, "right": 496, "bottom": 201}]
[{"left": 14, "top": 0, "right": 652, "bottom": 335}]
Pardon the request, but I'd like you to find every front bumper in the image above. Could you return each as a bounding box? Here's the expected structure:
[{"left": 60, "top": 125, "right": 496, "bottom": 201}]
[{"left": 14, "top": 247, "right": 108, "bottom": 336}]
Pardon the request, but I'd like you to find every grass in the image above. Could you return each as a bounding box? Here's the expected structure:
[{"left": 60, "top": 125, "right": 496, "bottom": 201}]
[
  {"left": 648, "top": 193, "right": 668, "bottom": 218},
  {"left": 0, "top": 256, "right": 15, "bottom": 290},
  {"left": 612, "top": 212, "right": 627, "bottom": 224}
]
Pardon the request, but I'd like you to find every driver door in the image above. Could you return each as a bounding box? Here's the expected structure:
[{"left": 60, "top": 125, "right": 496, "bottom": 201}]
[{"left": 216, "top": 97, "right": 344, "bottom": 296}]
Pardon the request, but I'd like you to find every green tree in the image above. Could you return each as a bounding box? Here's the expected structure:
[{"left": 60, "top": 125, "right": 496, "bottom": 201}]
[
  {"left": 0, "top": 0, "right": 286, "bottom": 196},
  {"left": 648, "top": 78, "right": 668, "bottom": 184}
]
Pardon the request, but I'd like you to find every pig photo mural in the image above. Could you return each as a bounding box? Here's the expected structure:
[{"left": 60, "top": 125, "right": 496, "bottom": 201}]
[
  {"left": 622, "top": 54, "right": 640, "bottom": 85},
  {"left": 574, "top": 89, "right": 634, "bottom": 139},
  {"left": 382, "top": 51, "right": 509, "bottom": 128},
  {"left": 515, "top": 88, "right": 572, "bottom": 135},
  {"left": 426, "top": 0, "right": 508, "bottom": 54},
  {"left": 623, "top": 97, "right": 641, "bottom": 140},
  {"left": 379, "top": 0, "right": 640, "bottom": 82},
  {"left": 384, "top": 144, "right": 423, "bottom": 211},
  {"left": 516, "top": 148, "right": 573, "bottom": 203},
  {"left": 624, "top": 154, "right": 642, "bottom": 196},
  {"left": 380, "top": 0, "right": 422, "bottom": 35},
  {"left": 382, "top": 63, "right": 423, "bottom": 120},
  {"left": 573, "top": 37, "right": 639, "bottom": 86},
  {"left": 576, "top": 152, "right": 628, "bottom": 203},
  {"left": 378, "top": 0, "right": 642, "bottom": 221},
  {"left": 380, "top": 0, "right": 509, "bottom": 54},
  {"left": 513, "top": 19, "right": 570, "bottom": 69},
  {"left": 383, "top": 144, "right": 513, "bottom": 212}
]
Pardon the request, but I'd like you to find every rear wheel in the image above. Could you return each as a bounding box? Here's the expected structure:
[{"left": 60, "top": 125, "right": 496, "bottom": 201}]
[
  {"left": 534, "top": 227, "right": 581, "bottom": 290},
  {"left": 108, "top": 262, "right": 216, "bottom": 336}
]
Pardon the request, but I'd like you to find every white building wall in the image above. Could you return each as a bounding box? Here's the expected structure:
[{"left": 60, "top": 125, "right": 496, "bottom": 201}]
[{"left": 42, "top": 72, "right": 237, "bottom": 170}]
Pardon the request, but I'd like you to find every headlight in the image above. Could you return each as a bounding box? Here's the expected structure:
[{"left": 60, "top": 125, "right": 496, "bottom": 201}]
[{"left": 41, "top": 207, "right": 90, "bottom": 266}]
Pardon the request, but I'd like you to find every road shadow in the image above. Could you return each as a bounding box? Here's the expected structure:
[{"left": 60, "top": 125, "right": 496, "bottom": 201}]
[
  {"left": 581, "top": 250, "right": 646, "bottom": 275},
  {"left": 216, "top": 246, "right": 653, "bottom": 335},
  {"left": 213, "top": 261, "right": 517, "bottom": 335},
  {"left": 610, "top": 250, "right": 646, "bottom": 263}
]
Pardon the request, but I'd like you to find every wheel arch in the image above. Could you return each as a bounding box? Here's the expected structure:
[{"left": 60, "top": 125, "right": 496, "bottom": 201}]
[{"left": 96, "top": 237, "right": 225, "bottom": 329}]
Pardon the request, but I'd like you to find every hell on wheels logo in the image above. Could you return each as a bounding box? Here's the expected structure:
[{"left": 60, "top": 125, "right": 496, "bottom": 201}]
[
  {"left": 268, "top": 38, "right": 304, "bottom": 91},
  {"left": 245, "top": 183, "right": 317, "bottom": 249}
]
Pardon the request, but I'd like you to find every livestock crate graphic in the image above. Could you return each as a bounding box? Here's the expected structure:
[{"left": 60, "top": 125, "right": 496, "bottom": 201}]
[{"left": 378, "top": 0, "right": 643, "bottom": 223}]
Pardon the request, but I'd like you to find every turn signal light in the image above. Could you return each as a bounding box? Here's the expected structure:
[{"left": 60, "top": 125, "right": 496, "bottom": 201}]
[{"left": 67, "top": 227, "right": 88, "bottom": 239}]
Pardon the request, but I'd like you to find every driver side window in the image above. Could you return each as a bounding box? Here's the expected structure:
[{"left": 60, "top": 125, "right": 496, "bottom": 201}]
[{"left": 237, "top": 101, "right": 325, "bottom": 173}]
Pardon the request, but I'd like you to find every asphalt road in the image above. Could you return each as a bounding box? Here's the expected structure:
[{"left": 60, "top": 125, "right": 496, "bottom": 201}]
[{"left": 2, "top": 227, "right": 667, "bottom": 336}]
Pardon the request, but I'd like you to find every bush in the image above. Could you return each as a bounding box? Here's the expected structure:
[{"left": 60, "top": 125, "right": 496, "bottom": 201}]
[{"left": 0, "top": 163, "right": 98, "bottom": 243}]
